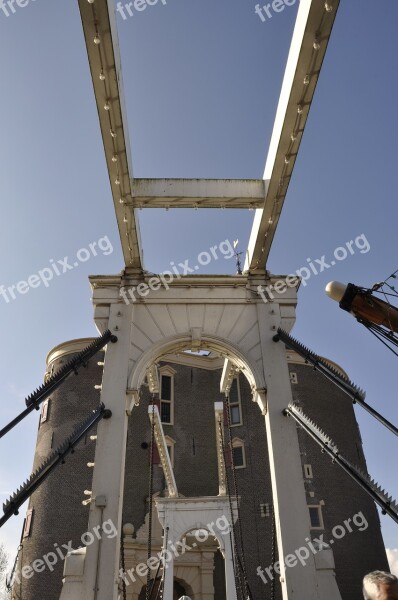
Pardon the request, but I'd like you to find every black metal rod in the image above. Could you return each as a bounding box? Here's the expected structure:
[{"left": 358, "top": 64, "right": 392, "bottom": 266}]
[
  {"left": 275, "top": 329, "right": 398, "bottom": 438},
  {"left": 0, "top": 404, "right": 40, "bottom": 440},
  {"left": 147, "top": 561, "right": 162, "bottom": 600},
  {"left": 285, "top": 408, "right": 398, "bottom": 525},
  {"left": 0, "top": 405, "right": 112, "bottom": 528},
  {"left": 314, "top": 362, "right": 398, "bottom": 438},
  {"left": 0, "top": 330, "right": 116, "bottom": 440}
]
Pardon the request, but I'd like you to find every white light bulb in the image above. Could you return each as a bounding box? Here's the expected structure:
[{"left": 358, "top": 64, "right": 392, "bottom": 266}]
[
  {"left": 104, "top": 101, "right": 110, "bottom": 111},
  {"left": 291, "top": 132, "right": 297, "bottom": 142},
  {"left": 284, "top": 156, "right": 290, "bottom": 165},
  {"left": 303, "top": 75, "right": 310, "bottom": 85},
  {"left": 115, "top": 177, "right": 120, "bottom": 185},
  {"left": 119, "top": 198, "right": 124, "bottom": 204},
  {"left": 123, "top": 217, "right": 128, "bottom": 223},
  {"left": 112, "top": 154, "right": 118, "bottom": 162},
  {"left": 325, "top": 3, "right": 333, "bottom": 12},
  {"left": 313, "top": 40, "right": 321, "bottom": 50},
  {"left": 110, "top": 130, "right": 117, "bottom": 138},
  {"left": 325, "top": 281, "right": 346, "bottom": 302},
  {"left": 93, "top": 34, "right": 100, "bottom": 45},
  {"left": 87, "top": 0, "right": 95, "bottom": 3},
  {"left": 297, "top": 104, "right": 303, "bottom": 114},
  {"left": 99, "top": 71, "right": 105, "bottom": 81}
]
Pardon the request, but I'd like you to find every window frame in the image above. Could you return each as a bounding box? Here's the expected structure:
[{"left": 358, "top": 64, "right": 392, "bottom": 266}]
[
  {"left": 229, "top": 376, "right": 243, "bottom": 427},
  {"left": 164, "top": 435, "right": 175, "bottom": 468},
  {"left": 232, "top": 437, "right": 246, "bottom": 469},
  {"left": 40, "top": 399, "right": 50, "bottom": 424},
  {"left": 23, "top": 508, "right": 33, "bottom": 538},
  {"left": 308, "top": 505, "right": 324, "bottom": 530},
  {"left": 304, "top": 464, "right": 313, "bottom": 479},
  {"left": 159, "top": 366, "right": 176, "bottom": 425}
]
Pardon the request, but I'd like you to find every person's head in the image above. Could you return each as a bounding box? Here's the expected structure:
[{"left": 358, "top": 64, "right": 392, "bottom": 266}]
[{"left": 363, "top": 571, "right": 398, "bottom": 600}]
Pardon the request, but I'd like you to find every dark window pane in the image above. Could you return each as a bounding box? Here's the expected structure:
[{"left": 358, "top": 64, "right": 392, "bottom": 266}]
[
  {"left": 230, "top": 378, "right": 238, "bottom": 403},
  {"left": 161, "top": 376, "right": 171, "bottom": 400},
  {"left": 230, "top": 405, "right": 241, "bottom": 425},
  {"left": 233, "top": 446, "right": 244, "bottom": 467},
  {"left": 161, "top": 402, "right": 171, "bottom": 423},
  {"left": 309, "top": 507, "right": 321, "bottom": 528}
]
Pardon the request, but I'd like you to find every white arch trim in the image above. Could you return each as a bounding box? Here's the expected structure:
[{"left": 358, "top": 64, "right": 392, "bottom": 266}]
[{"left": 128, "top": 333, "right": 265, "bottom": 399}]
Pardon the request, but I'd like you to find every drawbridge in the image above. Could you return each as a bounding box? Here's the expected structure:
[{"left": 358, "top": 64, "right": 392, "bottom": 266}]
[{"left": 2, "top": 1, "right": 397, "bottom": 599}]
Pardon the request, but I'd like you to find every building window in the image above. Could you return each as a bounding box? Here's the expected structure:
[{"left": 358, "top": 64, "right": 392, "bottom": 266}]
[
  {"left": 40, "top": 399, "right": 50, "bottom": 424},
  {"left": 159, "top": 367, "right": 176, "bottom": 425},
  {"left": 23, "top": 509, "right": 33, "bottom": 538},
  {"left": 304, "top": 464, "right": 313, "bottom": 479},
  {"left": 164, "top": 436, "right": 175, "bottom": 467},
  {"left": 308, "top": 505, "right": 324, "bottom": 530},
  {"left": 229, "top": 377, "right": 242, "bottom": 426},
  {"left": 290, "top": 372, "right": 298, "bottom": 384},
  {"left": 260, "top": 503, "right": 271, "bottom": 517},
  {"left": 232, "top": 438, "right": 246, "bottom": 468}
]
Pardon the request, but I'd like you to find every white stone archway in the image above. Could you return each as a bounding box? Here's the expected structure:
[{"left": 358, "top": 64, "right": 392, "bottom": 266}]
[{"left": 155, "top": 497, "right": 238, "bottom": 600}]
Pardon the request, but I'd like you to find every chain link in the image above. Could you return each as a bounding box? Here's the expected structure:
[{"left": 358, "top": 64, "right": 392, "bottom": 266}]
[{"left": 146, "top": 396, "right": 156, "bottom": 600}]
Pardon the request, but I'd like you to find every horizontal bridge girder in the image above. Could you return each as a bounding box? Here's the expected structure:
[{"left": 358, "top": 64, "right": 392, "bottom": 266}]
[{"left": 129, "top": 178, "right": 266, "bottom": 209}]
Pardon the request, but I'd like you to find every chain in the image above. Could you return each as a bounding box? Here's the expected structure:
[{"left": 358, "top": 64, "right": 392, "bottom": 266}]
[
  {"left": 120, "top": 529, "right": 127, "bottom": 600},
  {"left": 146, "top": 395, "right": 156, "bottom": 600},
  {"left": 271, "top": 505, "right": 276, "bottom": 600},
  {"left": 224, "top": 394, "right": 251, "bottom": 599},
  {"left": 218, "top": 416, "right": 244, "bottom": 600}
]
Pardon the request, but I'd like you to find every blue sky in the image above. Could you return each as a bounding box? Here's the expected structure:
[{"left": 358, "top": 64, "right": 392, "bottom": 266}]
[{"left": 0, "top": 0, "right": 397, "bottom": 575}]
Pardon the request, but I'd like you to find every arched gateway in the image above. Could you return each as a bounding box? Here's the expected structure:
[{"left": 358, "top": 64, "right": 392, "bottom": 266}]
[{"left": 59, "top": 271, "right": 341, "bottom": 600}]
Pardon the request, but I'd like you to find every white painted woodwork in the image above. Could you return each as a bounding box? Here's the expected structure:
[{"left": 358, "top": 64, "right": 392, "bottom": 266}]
[
  {"left": 155, "top": 497, "right": 238, "bottom": 600},
  {"left": 214, "top": 402, "right": 227, "bottom": 497},
  {"left": 245, "top": 0, "right": 340, "bottom": 271},
  {"left": 82, "top": 303, "right": 132, "bottom": 600},
  {"left": 130, "top": 178, "right": 266, "bottom": 209},
  {"left": 148, "top": 405, "right": 178, "bottom": 498}
]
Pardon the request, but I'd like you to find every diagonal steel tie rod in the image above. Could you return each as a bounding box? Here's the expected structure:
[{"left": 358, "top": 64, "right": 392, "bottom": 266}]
[
  {"left": 285, "top": 404, "right": 398, "bottom": 525},
  {"left": 1, "top": 403, "right": 112, "bottom": 528},
  {"left": 273, "top": 328, "right": 398, "bottom": 438},
  {"left": 0, "top": 329, "right": 117, "bottom": 440}
]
